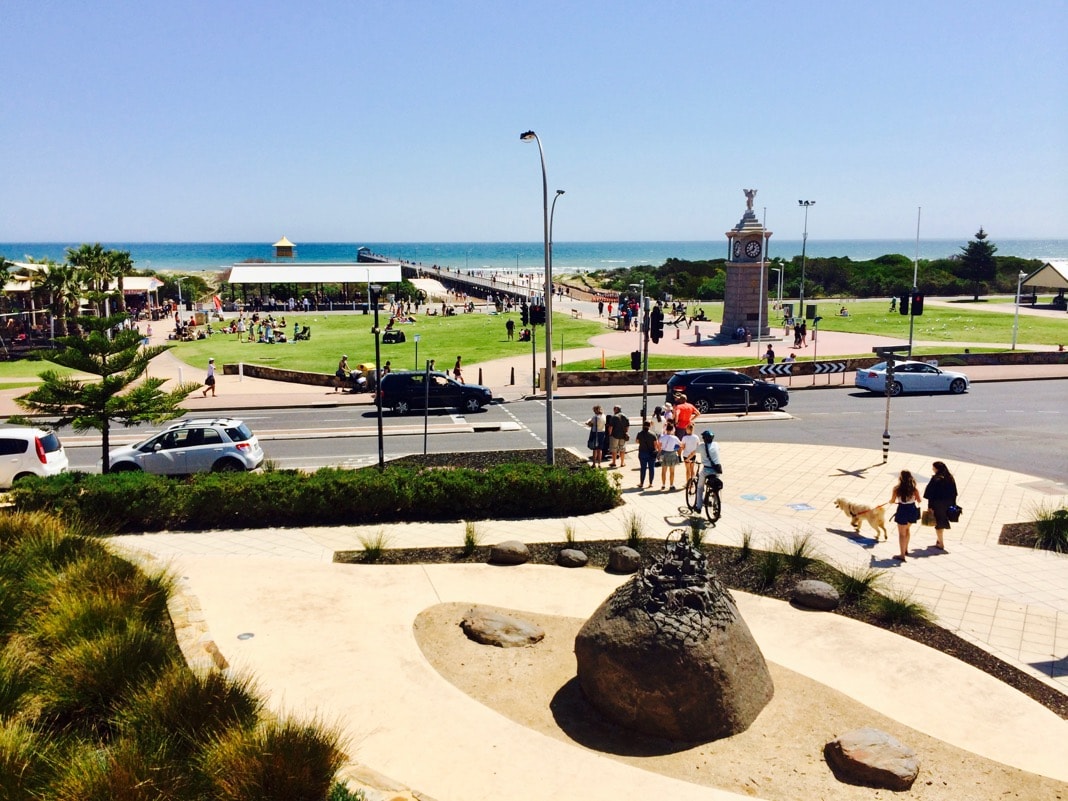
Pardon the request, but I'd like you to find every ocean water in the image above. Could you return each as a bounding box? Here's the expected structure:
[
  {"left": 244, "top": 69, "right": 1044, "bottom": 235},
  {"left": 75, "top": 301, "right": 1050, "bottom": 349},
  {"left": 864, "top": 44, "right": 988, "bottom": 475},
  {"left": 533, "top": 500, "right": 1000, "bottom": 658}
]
[{"left": 2, "top": 239, "right": 1065, "bottom": 274}]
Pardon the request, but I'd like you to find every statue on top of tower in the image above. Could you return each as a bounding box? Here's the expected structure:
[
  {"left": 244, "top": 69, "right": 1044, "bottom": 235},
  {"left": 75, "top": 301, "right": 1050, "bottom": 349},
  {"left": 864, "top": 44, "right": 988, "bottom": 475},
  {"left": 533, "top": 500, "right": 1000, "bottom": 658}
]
[{"left": 743, "top": 188, "right": 757, "bottom": 211}]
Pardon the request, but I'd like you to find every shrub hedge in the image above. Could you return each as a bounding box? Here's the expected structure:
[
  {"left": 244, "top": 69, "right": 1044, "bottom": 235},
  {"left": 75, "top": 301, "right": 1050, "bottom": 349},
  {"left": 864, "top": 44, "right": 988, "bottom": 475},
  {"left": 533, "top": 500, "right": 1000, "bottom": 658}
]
[{"left": 11, "top": 463, "right": 621, "bottom": 533}]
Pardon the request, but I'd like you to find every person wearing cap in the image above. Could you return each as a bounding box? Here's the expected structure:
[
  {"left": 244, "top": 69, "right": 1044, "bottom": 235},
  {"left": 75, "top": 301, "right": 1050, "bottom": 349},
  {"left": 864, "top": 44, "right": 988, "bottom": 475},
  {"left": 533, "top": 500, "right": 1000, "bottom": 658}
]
[
  {"left": 202, "top": 358, "right": 217, "bottom": 397},
  {"left": 335, "top": 355, "right": 349, "bottom": 392},
  {"left": 693, "top": 429, "right": 722, "bottom": 512}
]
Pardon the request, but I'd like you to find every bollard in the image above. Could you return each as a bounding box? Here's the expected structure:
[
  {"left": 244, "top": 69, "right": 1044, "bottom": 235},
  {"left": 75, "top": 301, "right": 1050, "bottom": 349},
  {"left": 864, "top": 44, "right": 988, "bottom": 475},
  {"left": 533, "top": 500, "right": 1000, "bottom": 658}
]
[
  {"left": 510, "top": 366, "right": 515, "bottom": 385},
  {"left": 601, "top": 350, "right": 606, "bottom": 369},
  {"left": 676, "top": 326, "right": 680, "bottom": 339},
  {"left": 882, "top": 430, "right": 890, "bottom": 463},
  {"left": 478, "top": 367, "right": 483, "bottom": 385}
]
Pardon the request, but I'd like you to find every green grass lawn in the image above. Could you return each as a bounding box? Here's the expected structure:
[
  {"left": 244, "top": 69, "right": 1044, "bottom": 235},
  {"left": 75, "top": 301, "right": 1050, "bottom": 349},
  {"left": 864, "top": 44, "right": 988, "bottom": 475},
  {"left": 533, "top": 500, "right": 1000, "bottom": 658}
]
[
  {"left": 172, "top": 310, "right": 607, "bottom": 375},
  {"left": 0, "top": 298, "right": 1062, "bottom": 382}
]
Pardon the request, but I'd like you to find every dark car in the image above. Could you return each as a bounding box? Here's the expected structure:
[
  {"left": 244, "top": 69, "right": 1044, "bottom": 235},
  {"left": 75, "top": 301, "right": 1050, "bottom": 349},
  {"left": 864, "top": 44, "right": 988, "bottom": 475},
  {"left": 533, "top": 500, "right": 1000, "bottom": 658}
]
[
  {"left": 378, "top": 370, "right": 492, "bottom": 414},
  {"left": 665, "top": 369, "right": 789, "bottom": 413}
]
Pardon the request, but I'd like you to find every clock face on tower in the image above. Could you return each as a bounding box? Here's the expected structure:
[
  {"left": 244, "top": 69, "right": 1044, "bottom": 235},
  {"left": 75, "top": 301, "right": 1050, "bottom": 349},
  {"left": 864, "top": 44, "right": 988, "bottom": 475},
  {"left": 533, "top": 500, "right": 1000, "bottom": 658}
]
[
  {"left": 745, "top": 240, "right": 762, "bottom": 259},
  {"left": 732, "top": 241, "right": 742, "bottom": 258}
]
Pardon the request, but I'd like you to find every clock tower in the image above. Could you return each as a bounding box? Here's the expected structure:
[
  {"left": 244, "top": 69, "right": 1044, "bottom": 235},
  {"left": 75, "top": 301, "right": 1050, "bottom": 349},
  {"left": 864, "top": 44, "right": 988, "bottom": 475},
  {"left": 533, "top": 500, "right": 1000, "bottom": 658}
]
[{"left": 720, "top": 188, "right": 772, "bottom": 340}]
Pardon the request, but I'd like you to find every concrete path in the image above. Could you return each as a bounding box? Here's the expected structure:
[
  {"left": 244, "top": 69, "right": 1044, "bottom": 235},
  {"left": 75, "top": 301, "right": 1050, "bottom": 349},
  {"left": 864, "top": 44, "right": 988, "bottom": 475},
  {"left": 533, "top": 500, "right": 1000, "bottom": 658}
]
[{"left": 109, "top": 440, "right": 1068, "bottom": 800}]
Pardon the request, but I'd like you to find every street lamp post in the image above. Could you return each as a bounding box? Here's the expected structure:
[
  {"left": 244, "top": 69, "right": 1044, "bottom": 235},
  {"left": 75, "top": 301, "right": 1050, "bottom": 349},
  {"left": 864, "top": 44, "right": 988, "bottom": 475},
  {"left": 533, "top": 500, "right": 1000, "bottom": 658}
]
[
  {"left": 1012, "top": 271, "right": 1027, "bottom": 350},
  {"left": 369, "top": 283, "right": 385, "bottom": 471},
  {"left": 520, "top": 130, "right": 555, "bottom": 465},
  {"left": 770, "top": 267, "right": 783, "bottom": 309},
  {"left": 629, "top": 281, "right": 650, "bottom": 419},
  {"left": 798, "top": 200, "right": 815, "bottom": 315}
]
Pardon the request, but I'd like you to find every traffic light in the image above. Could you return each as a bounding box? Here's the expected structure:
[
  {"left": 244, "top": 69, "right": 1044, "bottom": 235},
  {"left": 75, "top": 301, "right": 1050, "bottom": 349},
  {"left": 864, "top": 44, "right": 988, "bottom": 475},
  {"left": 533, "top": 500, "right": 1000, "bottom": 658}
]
[
  {"left": 530, "top": 304, "right": 546, "bottom": 325},
  {"left": 630, "top": 350, "right": 642, "bottom": 371},
  {"left": 899, "top": 293, "right": 910, "bottom": 315},
  {"left": 911, "top": 292, "right": 924, "bottom": 315},
  {"left": 520, "top": 303, "right": 529, "bottom": 326},
  {"left": 650, "top": 304, "right": 664, "bottom": 343}
]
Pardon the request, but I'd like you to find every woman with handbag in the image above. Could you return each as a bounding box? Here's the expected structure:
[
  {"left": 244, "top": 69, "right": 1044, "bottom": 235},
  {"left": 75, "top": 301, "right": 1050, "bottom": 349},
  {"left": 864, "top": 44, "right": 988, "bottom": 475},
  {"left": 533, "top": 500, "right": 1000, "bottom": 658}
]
[
  {"left": 923, "top": 461, "right": 958, "bottom": 551},
  {"left": 889, "top": 470, "right": 922, "bottom": 561}
]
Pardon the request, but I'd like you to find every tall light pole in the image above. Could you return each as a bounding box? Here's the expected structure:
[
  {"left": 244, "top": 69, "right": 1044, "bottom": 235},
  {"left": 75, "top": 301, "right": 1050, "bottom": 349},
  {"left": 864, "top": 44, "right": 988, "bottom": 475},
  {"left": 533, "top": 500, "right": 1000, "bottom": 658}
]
[
  {"left": 907, "top": 207, "right": 921, "bottom": 357},
  {"left": 520, "top": 130, "right": 555, "bottom": 465},
  {"left": 770, "top": 267, "right": 783, "bottom": 309},
  {"left": 798, "top": 200, "right": 815, "bottom": 316},
  {"left": 629, "top": 281, "right": 650, "bottom": 420},
  {"left": 369, "top": 282, "right": 385, "bottom": 471},
  {"left": 1012, "top": 270, "right": 1027, "bottom": 350}
]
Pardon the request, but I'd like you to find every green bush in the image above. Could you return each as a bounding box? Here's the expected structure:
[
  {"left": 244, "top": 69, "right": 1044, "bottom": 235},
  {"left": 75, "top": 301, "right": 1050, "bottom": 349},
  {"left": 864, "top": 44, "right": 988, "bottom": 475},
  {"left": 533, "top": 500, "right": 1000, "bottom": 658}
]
[
  {"left": 1034, "top": 506, "right": 1068, "bottom": 553},
  {"left": 11, "top": 462, "right": 620, "bottom": 532}
]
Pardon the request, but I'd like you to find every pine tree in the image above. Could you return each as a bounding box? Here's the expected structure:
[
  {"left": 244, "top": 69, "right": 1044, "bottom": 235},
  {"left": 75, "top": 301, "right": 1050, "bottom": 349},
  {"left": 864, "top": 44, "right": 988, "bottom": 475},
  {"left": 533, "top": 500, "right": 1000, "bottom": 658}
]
[
  {"left": 958, "top": 227, "right": 998, "bottom": 301},
  {"left": 15, "top": 314, "right": 198, "bottom": 472}
]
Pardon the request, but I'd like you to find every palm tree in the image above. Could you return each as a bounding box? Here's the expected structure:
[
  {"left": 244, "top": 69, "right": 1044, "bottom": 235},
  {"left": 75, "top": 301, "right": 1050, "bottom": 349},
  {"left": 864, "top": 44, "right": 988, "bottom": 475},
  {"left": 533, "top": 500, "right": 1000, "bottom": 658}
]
[
  {"left": 66, "top": 243, "right": 110, "bottom": 316},
  {"left": 106, "top": 249, "right": 134, "bottom": 314},
  {"left": 44, "top": 262, "right": 87, "bottom": 338}
]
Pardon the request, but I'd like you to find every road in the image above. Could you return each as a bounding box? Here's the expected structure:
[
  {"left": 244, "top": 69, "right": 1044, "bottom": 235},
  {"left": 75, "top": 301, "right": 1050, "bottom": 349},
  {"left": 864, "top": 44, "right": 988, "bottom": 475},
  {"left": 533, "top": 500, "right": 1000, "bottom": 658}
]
[{"left": 64, "top": 379, "right": 1068, "bottom": 483}]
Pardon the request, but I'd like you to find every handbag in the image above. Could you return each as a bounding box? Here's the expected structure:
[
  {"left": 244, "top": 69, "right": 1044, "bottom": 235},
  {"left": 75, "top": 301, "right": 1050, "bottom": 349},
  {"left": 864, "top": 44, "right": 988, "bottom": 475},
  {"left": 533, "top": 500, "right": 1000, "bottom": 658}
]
[
  {"left": 921, "top": 509, "right": 936, "bottom": 527},
  {"left": 587, "top": 430, "right": 598, "bottom": 450},
  {"left": 947, "top": 504, "right": 962, "bottom": 522}
]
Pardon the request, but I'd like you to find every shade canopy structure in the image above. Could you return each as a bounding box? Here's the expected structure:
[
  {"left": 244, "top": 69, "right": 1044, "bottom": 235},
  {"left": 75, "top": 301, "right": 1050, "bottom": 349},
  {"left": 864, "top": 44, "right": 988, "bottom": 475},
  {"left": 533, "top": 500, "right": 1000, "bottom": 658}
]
[
  {"left": 107, "top": 276, "right": 165, "bottom": 293},
  {"left": 1022, "top": 259, "right": 1068, "bottom": 290},
  {"left": 227, "top": 262, "right": 403, "bottom": 285}
]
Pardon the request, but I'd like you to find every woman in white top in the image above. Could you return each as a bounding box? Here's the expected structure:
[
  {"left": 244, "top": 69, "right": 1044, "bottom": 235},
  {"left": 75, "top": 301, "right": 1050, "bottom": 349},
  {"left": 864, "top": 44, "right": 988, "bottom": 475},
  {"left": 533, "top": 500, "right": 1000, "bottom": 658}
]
[
  {"left": 650, "top": 406, "right": 666, "bottom": 437},
  {"left": 585, "top": 405, "right": 607, "bottom": 467},
  {"left": 679, "top": 423, "right": 700, "bottom": 484},
  {"left": 657, "top": 423, "right": 682, "bottom": 490}
]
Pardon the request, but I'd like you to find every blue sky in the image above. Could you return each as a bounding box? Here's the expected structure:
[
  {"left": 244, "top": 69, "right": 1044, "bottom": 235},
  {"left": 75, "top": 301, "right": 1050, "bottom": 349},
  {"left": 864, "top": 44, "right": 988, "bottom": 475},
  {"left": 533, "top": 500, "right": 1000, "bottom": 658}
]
[{"left": 3, "top": 0, "right": 1065, "bottom": 242}]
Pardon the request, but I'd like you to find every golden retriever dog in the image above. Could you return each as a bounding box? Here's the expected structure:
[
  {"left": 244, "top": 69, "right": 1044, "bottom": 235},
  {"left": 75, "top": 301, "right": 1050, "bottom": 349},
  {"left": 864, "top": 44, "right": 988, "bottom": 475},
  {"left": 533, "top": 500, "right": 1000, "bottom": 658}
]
[{"left": 834, "top": 497, "right": 887, "bottom": 540}]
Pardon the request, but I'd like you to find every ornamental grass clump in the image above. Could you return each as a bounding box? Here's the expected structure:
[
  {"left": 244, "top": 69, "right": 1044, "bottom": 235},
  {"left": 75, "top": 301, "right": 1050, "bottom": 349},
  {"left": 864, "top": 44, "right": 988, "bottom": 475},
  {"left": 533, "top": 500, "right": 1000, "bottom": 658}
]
[
  {"left": 358, "top": 530, "right": 393, "bottom": 563},
  {"left": 780, "top": 532, "right": 819, "bottom": 574},
  {"left": 1033, "top": 503, "right": 1068, "bottom": 553},
  {"left": 834, "top": 564, "right": 886, "bottom": 603},
  {"left": 623, "top": 511, "right": 646, "bottom": 548},
  {"left": 461, "top": 521, "right": 482, "bottom": 557},
  {"left": 756, "top": 550, "right": 785, "bottom": 591},
  {"left": 866, "top": 589, "right": 934, "bottom": 626}
]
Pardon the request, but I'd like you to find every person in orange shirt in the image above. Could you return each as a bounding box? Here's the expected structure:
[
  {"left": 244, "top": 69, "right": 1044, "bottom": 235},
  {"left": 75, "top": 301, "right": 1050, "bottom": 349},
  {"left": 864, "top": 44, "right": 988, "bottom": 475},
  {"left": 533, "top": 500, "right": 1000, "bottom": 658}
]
[{"left": 672, "top": 393, "right": 699, "bottom": 432}]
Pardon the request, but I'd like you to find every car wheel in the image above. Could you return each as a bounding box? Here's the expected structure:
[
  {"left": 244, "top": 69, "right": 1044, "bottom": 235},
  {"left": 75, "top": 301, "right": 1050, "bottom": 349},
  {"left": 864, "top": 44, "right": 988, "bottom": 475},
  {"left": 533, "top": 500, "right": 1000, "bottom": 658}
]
[
  {"left": 761, "top": 396, "right": 780, "bottom": 412},
  {"left": 11, "top": 472, "right": 37, "bottom": 484},
  {"left": 110, "top": 463, "right": 141, "bottom": 473},
  {"left": 695, "top": 398, "right": 711, "bottom": 414},
  {"left": 463, "top": 397, "right": 483, "bottom": 413},
  {"left": 949, "top": 378, "right": 967, "bottom": 394},
  {"left": 889, "top": 381, "right": 903, "bottom": 397},
  {"left": 212, "top": 459, "right": 243, "bottom": 473},
  {"left": 394, "top": 399, "right": 411, "bottom": 415}
]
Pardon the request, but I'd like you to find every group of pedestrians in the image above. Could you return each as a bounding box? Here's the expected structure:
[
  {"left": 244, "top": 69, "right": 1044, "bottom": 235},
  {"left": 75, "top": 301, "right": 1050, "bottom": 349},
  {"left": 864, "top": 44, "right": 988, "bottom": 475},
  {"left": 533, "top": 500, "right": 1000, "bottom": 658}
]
[
  {"left": 584, "top": 405, "right": 630, "bottom": 469},
  {"left": 888, "top": 462, "right": 959, "bottom": 561}
]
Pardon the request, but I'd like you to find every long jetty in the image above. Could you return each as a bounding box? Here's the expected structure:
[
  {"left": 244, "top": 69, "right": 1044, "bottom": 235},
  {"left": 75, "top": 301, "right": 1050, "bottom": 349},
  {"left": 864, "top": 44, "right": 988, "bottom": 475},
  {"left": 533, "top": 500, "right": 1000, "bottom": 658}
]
[{"left": 357, "top": 249, "right": 617, "bottom": 304}]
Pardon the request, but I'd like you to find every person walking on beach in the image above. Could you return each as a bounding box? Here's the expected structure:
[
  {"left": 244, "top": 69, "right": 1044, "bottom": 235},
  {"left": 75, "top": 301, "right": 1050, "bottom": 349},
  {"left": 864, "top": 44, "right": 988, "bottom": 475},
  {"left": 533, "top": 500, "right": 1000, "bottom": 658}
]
[
  {"left": 657, "top": 423, "right": 682, "bottom": 490},
  {"left": 923, "top": 461, "right": 958, "bottom": 551},
  {"left": 889, "top": 469, "right": 922, "bottom": 561},
  {"left": 453, "top": 356, "right": 464, "bottom": 383},
  {"left": 202, "top": 358, "right": 217, "bottom": 397},
  {"left": 635, "top": 420, "right": 658, "bottom": 489}
]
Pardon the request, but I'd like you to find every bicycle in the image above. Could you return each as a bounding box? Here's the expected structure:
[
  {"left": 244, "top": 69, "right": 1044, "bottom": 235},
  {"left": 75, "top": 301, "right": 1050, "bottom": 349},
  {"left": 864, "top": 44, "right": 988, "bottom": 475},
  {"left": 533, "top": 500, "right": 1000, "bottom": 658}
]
[{"left": 685, "top": 472, "right": 722, "bottom": 523}]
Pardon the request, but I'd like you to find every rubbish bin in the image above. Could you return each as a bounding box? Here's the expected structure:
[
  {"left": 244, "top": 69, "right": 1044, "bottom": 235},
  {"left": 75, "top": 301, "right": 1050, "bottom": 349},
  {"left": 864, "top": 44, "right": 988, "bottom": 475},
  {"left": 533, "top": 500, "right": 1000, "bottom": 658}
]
[
  {"left": 615, "top": 315, "right": 628, "bottom": 331},
  {"left": 805, "top": 304, "right": 817, "bottom": 320}
]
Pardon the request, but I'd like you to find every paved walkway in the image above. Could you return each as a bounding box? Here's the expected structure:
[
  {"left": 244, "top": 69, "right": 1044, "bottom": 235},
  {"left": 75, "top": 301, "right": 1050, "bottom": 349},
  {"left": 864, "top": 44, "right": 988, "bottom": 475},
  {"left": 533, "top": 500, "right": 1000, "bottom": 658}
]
[{"left": 108, "top": 438, "right": 1068, "bottom": 800}]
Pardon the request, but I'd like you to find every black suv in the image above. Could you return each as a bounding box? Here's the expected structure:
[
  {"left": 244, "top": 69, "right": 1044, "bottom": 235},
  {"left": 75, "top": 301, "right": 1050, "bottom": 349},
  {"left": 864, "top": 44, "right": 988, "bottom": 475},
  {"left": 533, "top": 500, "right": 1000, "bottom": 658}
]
[
  {"left": 378, "top": 371, "right": 493, "bottom": 415},
  {"left": 665, "top": 369, "right": 788, "bottom": 413}
]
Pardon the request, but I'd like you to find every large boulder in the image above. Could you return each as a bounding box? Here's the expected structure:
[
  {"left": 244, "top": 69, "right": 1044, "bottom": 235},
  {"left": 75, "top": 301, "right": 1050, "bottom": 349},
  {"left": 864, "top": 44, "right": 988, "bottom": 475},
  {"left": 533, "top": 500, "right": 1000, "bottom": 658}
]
[
  {"left": 557, "top": 548, "right": 589, "bottom": 568},
  {"left": 824, "top": 727, "right": 920, "bottom": 790},
  {"left": 791, "top": 579, "right": 840, "bottom": 611},
  {"left": 606, "top": 545, "right": 641, "bottom": 573},
  {"left": 489, "top": 540, "right": 530, "bottom": 565},
  {"left": 460, "top": 606, "right": 544, "bottom": 648},
  {"left": 576, "top": 536, "right": 773, "bottom": 741}
]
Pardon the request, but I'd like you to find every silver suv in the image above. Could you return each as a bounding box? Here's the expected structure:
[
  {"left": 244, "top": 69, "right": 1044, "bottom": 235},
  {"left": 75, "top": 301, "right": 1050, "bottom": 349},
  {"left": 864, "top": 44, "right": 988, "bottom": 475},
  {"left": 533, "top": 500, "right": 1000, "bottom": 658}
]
[
  {"left": 0, "top": 425, "right": 69, "bottom": 488},
  {"left": 105, "top": 418, "right": 264, "bottom": 475}
]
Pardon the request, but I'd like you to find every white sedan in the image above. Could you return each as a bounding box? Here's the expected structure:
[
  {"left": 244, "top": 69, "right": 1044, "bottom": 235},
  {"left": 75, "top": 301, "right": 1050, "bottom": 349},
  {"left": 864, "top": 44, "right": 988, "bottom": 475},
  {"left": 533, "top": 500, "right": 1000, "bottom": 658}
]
[{"left": 855, "top": 360, "right": 970, "bottom": 396}]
